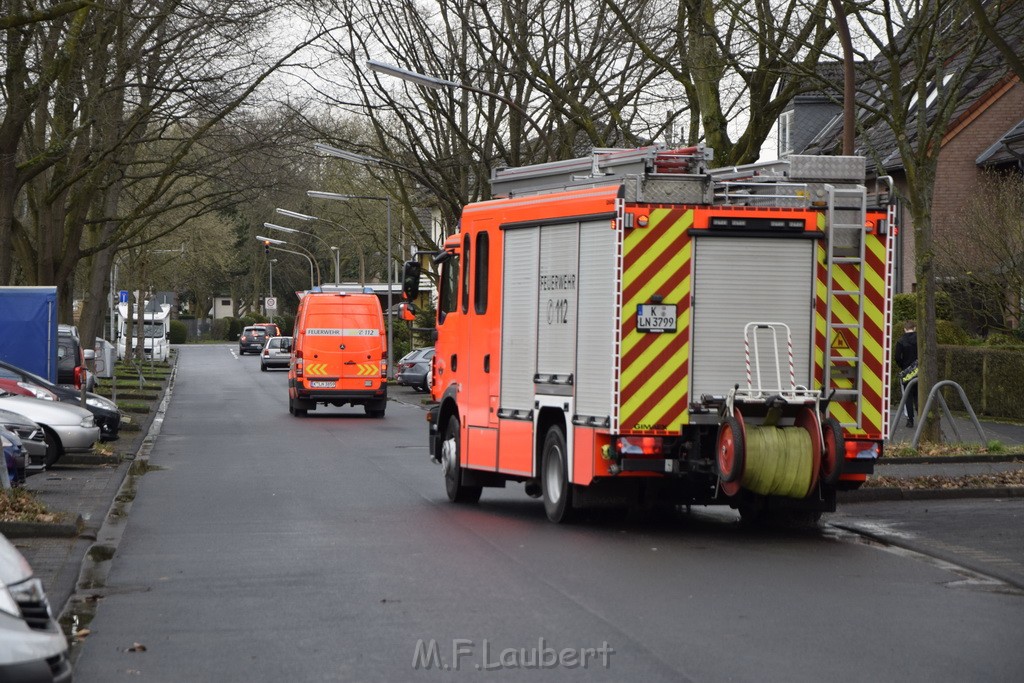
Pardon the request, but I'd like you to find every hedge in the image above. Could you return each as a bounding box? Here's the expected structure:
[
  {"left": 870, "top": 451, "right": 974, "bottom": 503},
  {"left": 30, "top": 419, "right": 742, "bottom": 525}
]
[{"left": 937, "top": 345, "right": 1024, "bottom": 420}]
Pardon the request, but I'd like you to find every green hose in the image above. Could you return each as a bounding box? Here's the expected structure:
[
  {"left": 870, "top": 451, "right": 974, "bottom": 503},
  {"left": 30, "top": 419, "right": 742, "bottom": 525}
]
[{"left": 741, "top": 426, "right": 814, "bottom": 498}]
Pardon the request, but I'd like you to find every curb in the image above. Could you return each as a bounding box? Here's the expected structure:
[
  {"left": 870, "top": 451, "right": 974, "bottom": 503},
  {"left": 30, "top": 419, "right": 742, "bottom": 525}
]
[
  {"left": 879, "top": 455, "right": 1024, "bottom": 465},
  {"left": 841, "top": 486, "right": 1024, "bottom": 503},
  {"left": 59, "top": 361, "right": 177, "bottom": 647},
  {"left": 0, "top": 516, "right": 82, "bottom": 539}
]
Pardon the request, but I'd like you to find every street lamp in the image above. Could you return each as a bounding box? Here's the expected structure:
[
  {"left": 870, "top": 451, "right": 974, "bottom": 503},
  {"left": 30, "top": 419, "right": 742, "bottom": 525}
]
[
  {"left": 256, "top": 235, "right": 319, "bottom": 290},
  {"left": 275, "top": 208, "right": 365, "bottom": 285},
  {"left": 268, "top": 259, "right": 277, "bottom": 323},
  {"left": 366, "top": 59, "right": 552, "bottom": 161},
  {"left": 263, "top": 221, "right": 338, "bottom": 284},
  {"left": 306, "top": 179, "right": 394, "bottom": 378}
]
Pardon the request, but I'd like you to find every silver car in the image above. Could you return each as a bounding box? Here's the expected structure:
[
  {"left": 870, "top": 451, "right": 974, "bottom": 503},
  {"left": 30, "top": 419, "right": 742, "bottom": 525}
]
[
  {"left": 0, "top": 533, "right": 72, "bottom": 682},
  {"left": 260, "top": 336, "right": 292, "bottom": 371},
  {"left": 0, "top": 408, "right": 48, "bottom": 474},
  {"left": 0, "top": 393, "right": 99, "bottom": 466}
]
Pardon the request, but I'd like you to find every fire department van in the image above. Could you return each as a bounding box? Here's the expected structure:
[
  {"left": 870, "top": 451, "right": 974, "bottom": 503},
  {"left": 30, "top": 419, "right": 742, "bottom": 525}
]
[
  {"left": 405, "top": 145, "right": 897, "bottom": 524},
  {"left": 288, "top": 291, "right": 388, "bottom": 417}
]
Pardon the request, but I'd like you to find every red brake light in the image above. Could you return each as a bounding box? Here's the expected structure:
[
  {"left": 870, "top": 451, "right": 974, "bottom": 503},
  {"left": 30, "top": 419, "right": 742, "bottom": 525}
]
[{"left": 73, "top": 366, "right": 83, "bottom": 389}]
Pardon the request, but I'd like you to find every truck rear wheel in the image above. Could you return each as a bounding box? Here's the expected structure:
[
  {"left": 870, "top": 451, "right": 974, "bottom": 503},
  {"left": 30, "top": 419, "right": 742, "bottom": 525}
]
[
  {"left": 442, "top": 415, "right": 481, "bottom": 503},
  {"left": 820, "top": 417, "right": 844, "bottom": 487},
  {"left": 541, "top": 425, "right": 575, "bottom": 523}
]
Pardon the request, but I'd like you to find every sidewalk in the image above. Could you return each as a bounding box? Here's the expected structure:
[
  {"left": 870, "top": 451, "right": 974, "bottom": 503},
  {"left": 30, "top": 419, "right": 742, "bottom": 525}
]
[{"left": 1, "top": 367, "right": 171, "bottom": 619}]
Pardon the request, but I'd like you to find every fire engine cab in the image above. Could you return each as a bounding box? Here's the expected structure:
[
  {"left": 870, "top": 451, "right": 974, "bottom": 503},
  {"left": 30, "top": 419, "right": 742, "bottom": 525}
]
[{"left": 403, "top": 145, "right": 896, "bottom": 523}]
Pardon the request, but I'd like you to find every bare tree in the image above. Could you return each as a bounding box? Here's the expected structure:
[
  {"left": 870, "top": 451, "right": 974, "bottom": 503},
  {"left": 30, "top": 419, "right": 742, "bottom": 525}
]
[
  {"left": 935, "top": 171, "right": 1024, "bottom": 334},
  {"left": 4, "top": 0, "right": 327, "bottom": 344},
  {"left": 833, "top": 0, "right": 1018, "bottom": 438},
  {"left": 602, "top": 0, "right": 837, "bottom": 166}
]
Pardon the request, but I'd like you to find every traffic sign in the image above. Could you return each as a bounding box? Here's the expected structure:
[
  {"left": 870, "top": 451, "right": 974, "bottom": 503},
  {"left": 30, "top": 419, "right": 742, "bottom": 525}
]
[
  {"left": 265, "top": 297, "right": 277, "bottom": 311},
  {"left": 119, "top": 290, "right": 129, "bottom": 304}
]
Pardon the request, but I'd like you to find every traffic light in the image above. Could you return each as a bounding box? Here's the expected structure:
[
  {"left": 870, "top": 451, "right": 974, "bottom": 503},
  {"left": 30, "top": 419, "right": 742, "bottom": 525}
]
[{"left": 263, "top": 240, "right": 270, "bottom": 255}]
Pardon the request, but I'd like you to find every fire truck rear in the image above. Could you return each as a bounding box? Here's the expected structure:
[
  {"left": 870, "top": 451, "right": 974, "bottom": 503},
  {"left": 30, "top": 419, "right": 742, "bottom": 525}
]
[{"left": 404, "top": 146, "right": 896, "bottom": 523}]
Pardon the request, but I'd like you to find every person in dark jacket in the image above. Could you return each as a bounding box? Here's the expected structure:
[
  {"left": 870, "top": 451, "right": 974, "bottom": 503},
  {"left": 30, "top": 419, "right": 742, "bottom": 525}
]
[{"left": 894, "top": 320, "right": 918, "bottom": 427}]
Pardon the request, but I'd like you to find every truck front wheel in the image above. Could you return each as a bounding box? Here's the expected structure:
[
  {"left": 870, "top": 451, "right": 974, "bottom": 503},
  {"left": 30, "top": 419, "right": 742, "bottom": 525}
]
[
  {"left": 541, "top": 425, "right": 575, "bottom": 523},
  {"left": 442, "top": 415, "right": 481, "bottom": 503}
]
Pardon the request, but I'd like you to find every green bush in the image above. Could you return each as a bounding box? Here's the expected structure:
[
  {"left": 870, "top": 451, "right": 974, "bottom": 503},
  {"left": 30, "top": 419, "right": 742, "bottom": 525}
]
[
  {"left": 985, "top": 333, "right": 1022, "bottom": 347},
  {"left": 226, "top": 317, "right": 244, "bottom": 340},
  {"left": 935, "top": 319, "right": 974, "bottom": 345},
  {"left": 168, "top": 320, "right": 187, "bottom": 344},
  {"left": 892, "top": 291, "right": 954, "bottom": 325},
  {"left": 937, "top": 345, "right": 1024, "bottom": 419}
]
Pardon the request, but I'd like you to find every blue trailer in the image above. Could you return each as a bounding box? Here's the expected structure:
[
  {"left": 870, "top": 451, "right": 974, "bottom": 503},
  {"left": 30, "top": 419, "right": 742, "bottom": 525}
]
[{"left": 0, "top": 286, "right": 59, "bottom": 383}]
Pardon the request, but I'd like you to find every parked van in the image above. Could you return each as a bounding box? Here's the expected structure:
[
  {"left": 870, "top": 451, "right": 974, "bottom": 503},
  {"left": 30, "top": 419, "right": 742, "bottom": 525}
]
[{"left": 288, "top": 292, "right": 388, "bottom": 418}]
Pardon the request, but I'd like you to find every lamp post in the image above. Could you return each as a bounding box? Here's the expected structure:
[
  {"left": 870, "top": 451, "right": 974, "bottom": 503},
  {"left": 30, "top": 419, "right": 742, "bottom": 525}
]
[
  {"left": 268, "top": 258, "right": 277, "bottom": 323},
  {"left": 256, "top": 235, "right": 319, "bottom": 290},
  {"left": 306, "top": 178, "right": 394, "bottom": 378},
  {"left": 263, "top": 221, "right": 338, "bottom": 284},
  {"left": 366, "top": 59, "right": 552, "bottom": 161},
  {"left": 275, "top": 208, "right": 365, "bottom": 285}
]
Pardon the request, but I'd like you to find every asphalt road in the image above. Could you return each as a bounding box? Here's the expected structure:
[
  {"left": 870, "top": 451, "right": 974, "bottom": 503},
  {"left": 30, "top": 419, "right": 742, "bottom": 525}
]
[{"left": 72, "top": 345, "right": 1024, "bottom": 682}]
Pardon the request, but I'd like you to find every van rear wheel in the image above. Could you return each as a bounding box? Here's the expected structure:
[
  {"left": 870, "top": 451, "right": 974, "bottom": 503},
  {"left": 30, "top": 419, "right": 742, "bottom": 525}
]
[{"left": 364, "top": 401, "right": 386, "bottom": 419}]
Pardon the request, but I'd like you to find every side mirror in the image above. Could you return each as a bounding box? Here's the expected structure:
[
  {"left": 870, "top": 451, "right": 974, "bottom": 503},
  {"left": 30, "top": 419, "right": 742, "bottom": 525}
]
[
  {"left": 402, "top": 260, "right": 421, "bottom": 300},
  {"left": 399, "top": 302, "right": 416, "bottom": 322}
]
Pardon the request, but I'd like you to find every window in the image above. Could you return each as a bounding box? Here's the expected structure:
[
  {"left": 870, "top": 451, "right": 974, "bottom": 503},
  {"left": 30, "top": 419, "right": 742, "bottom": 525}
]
[
  {"left": 779, "top": 110, "right": 794, "bottom": 156},
  {"left": 221, "top": 299, "right": 231, "bottom": 306},
  {"left": 474, "top": 232, "right": 489, "bottom": 314},
  {"left": 438, "top": 255, "right": 460, "bottom": 323},
  {"left": 461, "top": 234, "right": 471, "bottom": 314}
]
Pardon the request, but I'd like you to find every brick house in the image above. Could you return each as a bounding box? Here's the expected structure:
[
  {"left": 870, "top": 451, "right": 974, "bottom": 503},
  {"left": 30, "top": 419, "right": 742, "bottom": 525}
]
[{"left": 779, "top": 24, "right": 1024, "bottom": 309}]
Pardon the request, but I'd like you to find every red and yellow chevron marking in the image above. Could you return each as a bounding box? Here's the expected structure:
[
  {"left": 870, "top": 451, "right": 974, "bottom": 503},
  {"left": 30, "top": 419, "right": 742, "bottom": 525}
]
[
  {"left": 304, "top": 363, "right": 329, "bottom": 376},
  {"left": 352, "top": 363, "right": 377, "bottom": 377},
  {"left": 618, "top": 208, "right": 692, "bottom": 434},
  {"left": 813, "top": 228, "right": 888, "bottom": 438}
]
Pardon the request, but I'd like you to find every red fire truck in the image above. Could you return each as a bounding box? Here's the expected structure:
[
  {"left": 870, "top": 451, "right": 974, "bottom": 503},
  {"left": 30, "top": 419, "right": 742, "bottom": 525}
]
[{"left": 403, "top": 146, "right": 896, "bottom": 523}]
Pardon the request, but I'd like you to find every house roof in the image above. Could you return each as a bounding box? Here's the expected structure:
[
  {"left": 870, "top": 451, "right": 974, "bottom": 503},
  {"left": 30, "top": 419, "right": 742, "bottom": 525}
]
[
  {"left": 976, "top": 117, "right": 1024, "bottom": 166},
  {"left": 799, "top": 1, "right": 1024, "bottom": 171}
]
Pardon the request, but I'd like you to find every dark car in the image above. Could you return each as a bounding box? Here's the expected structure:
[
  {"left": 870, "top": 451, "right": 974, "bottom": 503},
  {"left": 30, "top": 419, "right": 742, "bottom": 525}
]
[
  {"left": 0, "top": 359, "right": 121, "bottom": 442},
  {"left": 56, "top": 324, "right": 95, "bottom": 392},
  {"left": 238, "top": 326, "right": 269, "bottom": 355},
  {"left": 395, "top": 347, "right": 434, "bottom": 392},
  {"left": 253, "top": 322, "right": 281, "bottom": 338}
]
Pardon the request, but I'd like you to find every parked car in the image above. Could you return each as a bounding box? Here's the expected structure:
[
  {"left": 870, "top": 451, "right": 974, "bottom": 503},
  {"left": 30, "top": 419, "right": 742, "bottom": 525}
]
[
  {"left": 0, "top": 378, "right": 59, "bottom": 402},
  {"left": 395, "top": 347, "right": 434, "bottom": 392},
  {"left": 238, "top": 326, "right": 269, "bottom": 355},
  {"left": 260, "top": 336, "right": 291, "bottom": 371},
  {"left": 57, "top": 324, "right": 95, "bottom": 392},
  {"left": 0, "top": 360, "right": 121, "bottom": 442},
  {"left": 1, "top": 428, "right": 25, "bottom": 487},
  {"left": 0, "top": 532, "right": 73, "bottom": 682},
  {"left": 0, "top": 392, "right": 99, "bottom": 467},
  {"left": 0, "top": 408, "right": 48, "bottom": 476}
]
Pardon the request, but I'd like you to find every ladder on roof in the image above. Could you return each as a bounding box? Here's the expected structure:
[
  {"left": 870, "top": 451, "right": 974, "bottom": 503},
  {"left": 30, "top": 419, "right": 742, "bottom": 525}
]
[{"left": 824, "top": 184, "right": 868, "bottom": 429}]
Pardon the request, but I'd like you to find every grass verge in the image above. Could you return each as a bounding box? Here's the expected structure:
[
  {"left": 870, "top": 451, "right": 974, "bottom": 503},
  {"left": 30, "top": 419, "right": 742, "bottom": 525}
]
[{"left": 0, "top": 488, "right": 65, "bottom": 524}]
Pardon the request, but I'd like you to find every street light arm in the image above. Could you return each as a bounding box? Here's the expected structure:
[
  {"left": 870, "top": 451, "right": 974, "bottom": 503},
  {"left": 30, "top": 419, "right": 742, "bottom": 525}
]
[
  {"left": 365, "top": 60, "right": 553, "bottom": 161},
  {"left": 269, "top": 246, "right": 317, "bottom": 291},
  {"left": 255, "top": 235, "right": 321, "bottom": 287}
]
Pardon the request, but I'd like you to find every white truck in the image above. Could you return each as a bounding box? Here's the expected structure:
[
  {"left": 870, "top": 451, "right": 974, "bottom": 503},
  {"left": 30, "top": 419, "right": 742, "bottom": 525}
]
[{"left": 116, "top": 300, "right": 172, "bottom": 361}]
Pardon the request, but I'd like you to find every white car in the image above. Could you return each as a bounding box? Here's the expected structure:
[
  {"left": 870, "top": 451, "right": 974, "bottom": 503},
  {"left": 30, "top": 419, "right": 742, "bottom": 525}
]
[
  {"left": 0, "top": 393, "right": 99, "bottom": 467},
  {"left": 0, "top": 533, "right": 72, "bottom": 681}
]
